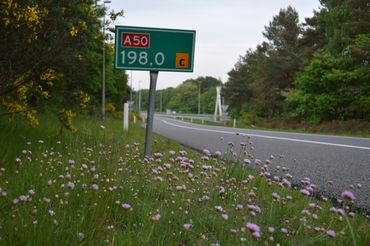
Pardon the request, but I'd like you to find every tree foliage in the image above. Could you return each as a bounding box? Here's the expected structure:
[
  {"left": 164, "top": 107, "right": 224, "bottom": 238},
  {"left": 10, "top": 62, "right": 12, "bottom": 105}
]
[
  {"left": 134, "top": 76, "right": 222, "bottom": 114},
  {"left": 224, "top": 2, "right": 369, "bottom": 123},
  {"left": 0, "top": 0, "right": 127, "bottom": 128}
]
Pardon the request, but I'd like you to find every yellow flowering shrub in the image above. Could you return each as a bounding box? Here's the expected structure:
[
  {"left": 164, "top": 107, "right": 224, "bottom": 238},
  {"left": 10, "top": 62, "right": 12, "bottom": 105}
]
[
  {"left": 58, "top": 109, "right": 76, "bottom": 132},
  {"left": 105, "top": 102, "right": 116, "bottom": 113},
  {"left": 1, "top": 0, "right": 48, "bottom": 43},
  {"left": 73, "top": 91, "right": 91, "bottom": 109},
  {"left": 70, "top": 26, "right": 78, "bottom": 37},
  {"left": 2, "top": 99, "right": 39, "bottom": 127},
  {"left": 40, "top": 68, "right": 61, "bottom": 86}
]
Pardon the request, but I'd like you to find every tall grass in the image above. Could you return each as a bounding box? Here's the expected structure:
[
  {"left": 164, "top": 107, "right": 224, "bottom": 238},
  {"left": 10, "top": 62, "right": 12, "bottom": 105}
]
[{"left": 0, "top": 115, "right": 368, "bottom": 245}]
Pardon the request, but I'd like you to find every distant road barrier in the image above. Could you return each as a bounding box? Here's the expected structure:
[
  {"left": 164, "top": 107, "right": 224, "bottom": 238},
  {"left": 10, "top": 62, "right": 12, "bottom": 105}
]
[{"left": 154, "top": 112, "right": 230, "bottom": 124}]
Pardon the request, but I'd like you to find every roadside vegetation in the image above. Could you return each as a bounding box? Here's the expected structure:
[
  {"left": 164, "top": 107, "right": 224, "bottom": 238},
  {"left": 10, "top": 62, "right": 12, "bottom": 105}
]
[{"left": 0, "top": 116, "right": 368, "bottom": 245}]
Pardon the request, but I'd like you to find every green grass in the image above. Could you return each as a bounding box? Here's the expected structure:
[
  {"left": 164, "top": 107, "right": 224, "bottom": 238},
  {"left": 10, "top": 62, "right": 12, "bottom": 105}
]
[{"left": 0, "top": 115, "right": 369, "bottom": 245}]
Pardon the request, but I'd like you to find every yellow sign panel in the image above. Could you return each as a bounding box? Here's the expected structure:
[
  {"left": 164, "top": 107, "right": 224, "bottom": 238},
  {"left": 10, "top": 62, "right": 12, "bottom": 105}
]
[{"left": 175, "top": 53, "right": 189, "bottom": 69}]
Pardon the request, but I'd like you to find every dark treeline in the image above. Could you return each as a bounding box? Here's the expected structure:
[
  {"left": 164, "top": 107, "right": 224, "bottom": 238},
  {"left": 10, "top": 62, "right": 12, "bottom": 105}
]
[{"left": 223, "top": 0, "right": 369, "bottom": 123}]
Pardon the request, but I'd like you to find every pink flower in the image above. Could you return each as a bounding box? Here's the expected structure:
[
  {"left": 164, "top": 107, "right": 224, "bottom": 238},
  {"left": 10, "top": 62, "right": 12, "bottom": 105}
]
[
  {"left": 168, "top": 150, "right": 176, "bottom": 155},
  {"left": 121, "top": 203, "right": 131, "bottom": 209},
  {"left": 91, "top": 184, "right": 99, "bottom": 190},
  {"left": 222, "top": 214, "right": 229, "bottom": 220},
  {"left": 341, "top": 190, "right": 356, "bottom": 201},
  {"left": 183, "top": 223, "right": 192, "bottom": 230},
  {"left": 246, "top": 222, "right": 260, "bottom": 233},
  {"left": 300, "top": 189, "right": 310, "bottom": 196},
  {"left": 19, "top": 195, "right": 28, "bottom": 201},
  {"left": 252, "top": 231, "right": 261, "bottom": 240},
  {"left": 202, "top": 149, "right": 210, "bottom": 156},
  {"left": 272, "top": 192, "right": 280, "bottom": 200},
  {"left": 151, "top": 213, "right": 161, "bottom": 221},
  {"left": 214, "top": 151, "right": 222, "bottom": 158},
  {"left": 244, "top": 159, "right": 251, "bottom": 165},
  {"left": 67, "top": 182, "right": 75, "bottom": 189},
  {"left": 214, "top": 206, "right": 223, "bottom": 213},
  {"left": 326, "top": 230, "right": 336, "bottom": 238},
  {"left": 68, "top": 159, "right": 75, "bottom": 165}
]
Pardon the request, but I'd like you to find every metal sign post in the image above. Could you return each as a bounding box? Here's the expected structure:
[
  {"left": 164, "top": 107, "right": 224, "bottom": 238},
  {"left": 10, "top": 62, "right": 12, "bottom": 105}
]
[
  {"left": 114, "top": 26, "right": 196, "bottom": 157},
  {"left": 144, "top": 71, "right": 158, "bottom": 157}
]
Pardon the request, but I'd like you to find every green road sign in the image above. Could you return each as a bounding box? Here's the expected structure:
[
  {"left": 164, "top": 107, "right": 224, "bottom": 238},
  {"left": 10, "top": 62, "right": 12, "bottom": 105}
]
[{"left": 115, "top": 26, "right": 196, "bottom": 72}]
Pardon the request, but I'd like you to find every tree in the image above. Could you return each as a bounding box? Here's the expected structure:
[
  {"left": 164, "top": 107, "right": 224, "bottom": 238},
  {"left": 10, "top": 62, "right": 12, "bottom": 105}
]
[
  {"left": 224, "top": 6, "right": 302, "bottom": 118},
  {"left": 317, "top": 0, "right": 370, "bottom": 53},
  {"left": 0, "top": 0, "right": 128, "bottom": 129},
  {"left": 168, "top": 80, "right": 198, "bottom": 113},
  {"left": 286, "top": 37, "right": 370, "bottom": 123}
]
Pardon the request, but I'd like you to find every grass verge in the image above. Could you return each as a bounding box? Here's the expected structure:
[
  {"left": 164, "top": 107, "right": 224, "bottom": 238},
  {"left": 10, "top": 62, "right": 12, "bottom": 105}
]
[{"left": 0, "top": 115, "right": 368, "bottom": 245}]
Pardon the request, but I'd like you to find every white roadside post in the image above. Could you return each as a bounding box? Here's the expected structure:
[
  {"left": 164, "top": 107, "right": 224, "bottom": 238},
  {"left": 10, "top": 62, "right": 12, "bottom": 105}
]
[{"left": 123, "top": 102, "right": 129, "bottom": 131}]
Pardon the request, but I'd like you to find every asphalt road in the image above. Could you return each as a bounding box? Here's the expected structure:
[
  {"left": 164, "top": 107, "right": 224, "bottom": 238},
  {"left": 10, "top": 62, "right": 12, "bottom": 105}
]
[{"left": 151, "top": 115, "right": 370, "bottom": 210}]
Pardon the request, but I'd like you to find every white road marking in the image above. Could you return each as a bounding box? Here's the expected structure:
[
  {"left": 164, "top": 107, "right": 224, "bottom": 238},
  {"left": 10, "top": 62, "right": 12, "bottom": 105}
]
[{"left": 161, "top": 119, "right": 370, "bottom": 150}]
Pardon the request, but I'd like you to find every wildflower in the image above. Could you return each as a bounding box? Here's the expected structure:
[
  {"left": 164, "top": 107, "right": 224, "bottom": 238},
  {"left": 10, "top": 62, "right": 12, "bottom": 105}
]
[
  {"left": 326, "top": 230, "right": 336, "bottom": 238},
  {"left": 100, "top": 125, "right": 105, "bottom": 129},
  {"left": 244, "top": 159, "right": 251, "bottom": 165},
  {"left": 15, "top": 158, "right": 22, "bottom": 163},
  {"left": 151, "top": 213, "right": 161, "bottom": 221},
  {"left": 28, "top": 189, "right": 35, "bottom": 196},
  {"left": 268, "top": 227, "right": 275, "bottom": 233},
  {"left": 281, "top": 228, "right": 288, "bottom": 234},
  {"left": 92, "top": 184, "right": 99, "bottom": 190},
  {"left": 252, "top": 231, "right": 261, "bottom": 240},
  {"left": 78, "top": 232, "right": 85, "bottom": 241},
  {"left": 13, "top": 198, "right": 19, "bottom": 204},
  {"left": 154, "top": 152, "right": 163, "bottom": 159},
  {"left": 183, "top": 223, "right": 192, "bottom": 230},
  {"left": 121, "top": 203, "right": 131, "bottom": 210},
  {"left": 300, "top": 189, "right": 310, "bottom": 196},
  {"left": 168, "top": 150, "right": 176, "bottom": 155},
  {"left": 48, "top": 210, "right": 55, "bottom": 216},
  {"left": 202, "top": 149, "right": 210, "bottom": 156},
  {"left": 272, "top": 192, "right": 280, "bottom": 201},
  {"left": 214, "top": 151, "right": 222, "bottom": 158},
  {"left": 223, "top": 227, "right": 235, "bottom": 234},
  {"left": 68, "top": 159, "right": 75, "bottom": 165},
  {"left": 222, "top": 214, "right": 229, "bottom": 220},
  {"left": 246, "top": 223, "right": 260, "bottom": 233},
  {"left": 19, "top": 195, "right": 28, "bottom": 201},
  {"left": 219, "top": 186, "right": 225, "bottom": 194},
  {"left": 341, "top": 190, "right": 356, "bottom": 201},
  {"left": 214, "top": 206, "right": 223, "bottom": 213},
  {"left": 67, "top": 182, "right": 75, "bottom": 190}
]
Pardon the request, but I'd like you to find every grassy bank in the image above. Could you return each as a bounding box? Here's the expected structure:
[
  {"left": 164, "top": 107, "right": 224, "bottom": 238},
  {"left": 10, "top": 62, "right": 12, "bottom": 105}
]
[{"left": 0, "top": 115, "right": 368, "bottom": 245}]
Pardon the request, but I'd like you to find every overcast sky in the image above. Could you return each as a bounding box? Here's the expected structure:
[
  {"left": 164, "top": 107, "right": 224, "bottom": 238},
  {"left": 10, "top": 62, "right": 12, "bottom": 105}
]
[{"left": 107, "top": 0, "right": 320, "bottom": 90}]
